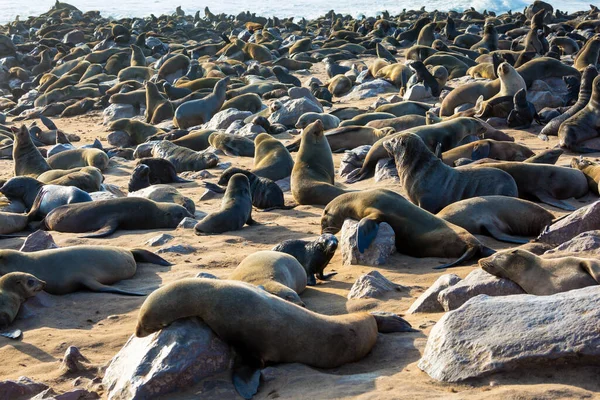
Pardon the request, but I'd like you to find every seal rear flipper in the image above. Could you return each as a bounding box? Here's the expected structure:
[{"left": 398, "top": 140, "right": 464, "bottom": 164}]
[
  {"left": 432, "top": 245, "right": 479, "bottom": 269},
  {"left": 535, "top": 192, "right": 577, "bottom": 211},
  {"left": 173, "top": 175, "right": 193, "bottom": 183},
  {"left": 357, "top": 218, "right": 379, "bottom": 253},
  {"left": 39, "top": 115, "right": 57, "bottom": 130},
  {"left": 317, "top": 272, "right": 338, "bottom": 281},
  {"left": 131, "top": 249, "right": 172, "bottom": 266},
  {"left": 580, "top": 260, "right": 600, "bottom": 283},
  {"left": 246, "top": 216, "right": 258, "bottom": 226},
  {"left": 483, "top": 224, "right": 531, "bottom": 244},
  {"left": 81, "top": 278, "right": 147, "bottom": 296},
  {"left": 345, "top": 168, "right": 368, "bottom": 184},
  {"left": 260, "top": 203, "right": 298, "bottom": 212},
  {"left": 26, "top": 190, "right": 45, "bottom": 222},
  {"left": 370, "top": 311, "right": 418, "bottom": 333},
  {"left": 79, "top": 220, "right": 119, "bottom": 238},
  {"left": 203, "top": 182, "right": 226, "bottom": 193},
  {"left": 231, "top": 345, "right": 263, "bottom": 400}
]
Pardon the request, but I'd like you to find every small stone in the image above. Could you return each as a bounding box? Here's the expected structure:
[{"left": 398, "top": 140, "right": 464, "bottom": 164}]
[
  {"left": 61, "top": 346, "right": 89, "bottom": 373},
  {"left": 347, "top": 270, "right": 404, "bottom": 299},
  {"left": 177, "top": 217, "right": 198, "bottom": 229},
  {"left": 338, "top": 145, "right": 371, "bottom": 177},
  {"left": 386, "top": 94, "right": 402, "bottom": 103},
  {"left": 217, "top": 162, "right": 232, "bottom": 170},
  {"left": 107, "top": 130, "right": 132, "bottom": 148},
  {"left": 145, "top": 234, "right": 174, "bottom": 247},
  {"left": 437, "top": 269, "right": 525, "bottom": 311},
  {"left": 107, "top": 315, "right": 119, "bottom": 320},
  {"left": 195, "top": 272, "right": 218, "bottom": 279},
  {"left": 157, "top": 244, "right": 196, "bottom": 255},
  {"left": 19, "top": 230, "right": 58, "bottom": 252},
  {"left": 408, "top": 274, "right": 462, "bottom": 314},
  {"left": 371, "top": 97, "right": 389, "bottom": 109},
  {"left": 199, "top": 189, "right": 219, "bottom": 201},
  {"left": 537, "top": 200, "right": 600, "bottom": 245},
  {"left": 341, "top": 219, "right": 396, "bottom": 266}
]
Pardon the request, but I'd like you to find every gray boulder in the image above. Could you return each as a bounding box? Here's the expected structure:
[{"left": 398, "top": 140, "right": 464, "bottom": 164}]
[
  {"left": 341, "top": 79, "right": 397, "bottom": 101},
  {"left": 341, "top": 219, "right": 396, "bottom": 266},
  {"left": 537, "top": 200, "right": 600, "bottom": 245},
  {"left": 103, "top": 104, "right": 136, "bottom": 126},
  {"left": 339, "top": 145, "right": 371, "bottom": 178},
  {"left": 347, "top": 270, "right": 404, "bottom": 299},
  {"left": 544, "top": 230, "right": 600, "bottom": 257},
  {"left": 268, "top": 97, "right": 323, "bottom": 126},
  {"left": 374, "top": 158, "right": 399, "bottom": 182},
  {"left": 408, "top": 274, "right": 461, "bottom": 314},
  {"left": 0, "top": 377, "right": 48, "bottom": 399},
  {"left": 202, "top": 108, "right": 252, "bottom": 130},
  {"left": 19, "top": 231, "right": 59, "bottom": 252}
]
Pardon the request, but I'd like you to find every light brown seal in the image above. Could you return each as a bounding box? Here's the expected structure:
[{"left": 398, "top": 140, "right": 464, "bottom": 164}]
[
  {"left": 0, "top": 272, "right": 45, "bottom": 329},
  {"left": 11, "top": 125, "right": 51, "bottom": 177},
  {"left": 436, "top": 196, "right": 554, "bottom": 244},
  {"left": 252, "top": 133, "right": 294, "bottom": 181},
  {"left": 173, "top": 76, "right": 229, "bottom": 129},
  {"left": 0, "top": 212, "right": 29, "bottom": 234},
  {"left": 151, "top": 141, "right": 219, "bottom": 173},
  {"left": 47, "top": 148, "right": 109, "bottom": 171},
  {"left": 229, "top": 251, "right": 307, "bottom": 306},
  {"left": 571, "top": 157, "right": 600, "bottom": 195},
  {"left": 0, "top": 246, "right": 170, "bottom": 296},
  {"left": 480, "top": 249, "right": 600, "bottom": 295},
  {"left": 441, "top": 139, "right": 534, "bottom": 166},
  {"left": 558, "top": 75, "right": 600, "bottom": 153}
]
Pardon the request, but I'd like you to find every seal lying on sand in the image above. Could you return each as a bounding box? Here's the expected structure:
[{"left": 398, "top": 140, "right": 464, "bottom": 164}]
[{"left": 0, "top": 272, "right": 45, "bottom": 329}]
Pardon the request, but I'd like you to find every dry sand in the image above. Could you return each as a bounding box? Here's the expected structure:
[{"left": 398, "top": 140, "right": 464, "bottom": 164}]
[{"left": 1, "top": 58, "right": 599, "bottom": 399}]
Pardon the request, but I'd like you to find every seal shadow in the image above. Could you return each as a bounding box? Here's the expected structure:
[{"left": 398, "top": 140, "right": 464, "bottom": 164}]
[{"left": 0, "top": 339, "right": 57, "bottom": 362}]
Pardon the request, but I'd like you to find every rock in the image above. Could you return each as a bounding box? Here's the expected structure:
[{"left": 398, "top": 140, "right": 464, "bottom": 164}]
[
  {"left": 107, "top": 130, "right": 132, "bottom": 148},
  {"left": 341, "top": 79, "right": 397, "bottom": 101},
  {"left": 438, "top": 269, "right": 525, "bottom": 311},
  {"left": 386, "top": 94, "right": 402, "bottom": 103},
  {"left": 47, "top": 143, "right": 76, "bottom": 157},
  {"left": 195, "top": 272, "right": 218, "bottom": 279},
  {"left": 235, "top": 122, "right": 266, "bottom": 139},
  {"left": 202, "top": 108, "right": 252, "bottom": 130},
  {"left": 194, "top": 211, "right": 207, "bottom": 219},
  {"left": 0, "top": 377, "right": 49, "bottom": 399},
  {"left": 177, "top": 217, "right": 198, "bottom": 229},
  {"left": 199, "top": 189, "right": 219, "bottom": 201},
  {"left": 341, "top": 219, "right": 396, "bottom": 266},
  {"left": 217, "top": 162, "right": 232, "bottom": 170},
  {"left": 133, "top": 142, "right": 159, "bottom": 159},
  {"left": 103, "top": 104, "right": 136, "bottom": 126},
  {"left": 347, "top": 270, "right": 404, "bottom": 299},
  {"left": 304, "top": 76, "right": 322, "bottom": 87},
  {"left": 275, "top": 176, "right": 291, "bottom": 192},
  {"left": 180, "top": 170, "right": 213, "bottom": 179},
  {"left": 145, "top": 234, "right": 174, "bottom": 247},
  {"left": 544, "top": 230, "right": 600, "bottom": 256},
  {"left": 90, "top": 192, "right": 118, "bottom": 201},
  {"left": 371, "top": 97, "right": 389, "bottom": 109},
  {"left": 355, "top": 69, "right": 370, "bottom": 84},
  {"left": 268, "top": 97, "right": 323, "bottom": 127},
  {"left": 419, "top": 286, "right": 600, "bottom": 382},
  {"left": 529, "top": 80, "right": 552, "bottom": 92},
  {"left": 19, "top": 230, "right": 59, "bottom": 252},
  {"left": 407, "top": 274, "right": 462, "bottom": 314},
  {"left": 288, "top": 87, "right": 320, "bottom": 106},
  {"left": 224, "top": 119, "right": 244, "bottom": 134},
  {"left": 338, "top": 145, "right": 371, "bottom": 177},
  {"left": 527, "top": 90, "right": 563, "bottom": 111},
  {"left": 537, "top": 200, "right": 600, "bottom": 245},
  {"left": 403, "top": 83, "right": 432, "bottom": 101},
  {"left": 63, "top": 30, "right": 85, "bottom": 44},
  {"left": 374, "top": 158, "right": 399, "bottom": 182},
  {"left": 101, "top": 184, "right": 126, "bottom": 197},
  {"left": 61, "top": 346, "right": 89, "bottom": 373},
  {"left": 103, "top": 318, "right": 232, "bottom": 400},
  {"left": 157, "top": 244, "right": 196, "bottom": 255}
]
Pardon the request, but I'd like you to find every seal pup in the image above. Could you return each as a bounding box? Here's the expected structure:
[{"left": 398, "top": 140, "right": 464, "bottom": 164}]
[
  {"left": 507, "top": 88, "right": 540, "bottom": 129},
  {"left": 0, "top": 272, "right": 45, "bottom": 329},
  {"left": 0, "top": 246, "right": 170, "bottom": 296},
  {"left": 135, "top": 158, "right": 192, "bottom": 184},
  {"left": 194, "top": 173, "right": 254, "bottom": 234},
  {"left": 11, "top": 125, "right": 51, "bottom": 177},
  {"left": 480, "top": 249, "right": 600, "bottom": 295},
  {"left": 436, "top": 196, "right": 554, "bottom": 244},
  {"left": 252, "top": 133, "right": 294, "bottom": 181},
  {"left": 215, "top": 167, "right": 289, "bottom": 210},
  {"left": 230, "top": 251, "right": 307, "bottom": 306},
  {"left": 173, "top": 76, "right": 229, "bottom": 129},
  {"left": 384, "top": 133, "right": 518, "bottom": 213},
  {"left": 558, "top": 75, "right": 600, "bottom": 153},
  {"left": 272, "top": 234, "right": 338, "bottom": 286},
  {"left": 291, "top": 120, "right": 348, "bottom": 205},
  {"left": 321, "top": 189, "right": 494, "bottom": 269},
  {"left": 43, "top": 197, "right": 192, "bottom": 238},
  {"left": 135, "top": 278, "right": 414, "bottom": 397}
]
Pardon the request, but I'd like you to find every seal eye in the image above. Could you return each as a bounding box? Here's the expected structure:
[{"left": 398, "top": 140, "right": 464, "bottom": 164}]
[{"left": 27, "top": 279, "right": 35, "bottom": 287}]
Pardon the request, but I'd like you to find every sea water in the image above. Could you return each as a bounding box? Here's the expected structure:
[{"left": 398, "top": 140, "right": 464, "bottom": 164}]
[{"left": 0, "top": 0, "right": 594, "bottom": 25}]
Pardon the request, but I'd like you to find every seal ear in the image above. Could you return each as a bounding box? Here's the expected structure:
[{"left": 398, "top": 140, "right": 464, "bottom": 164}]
[
  {"left": 356, "top": 218, "right": 379, "bottom": 253},
  {"left": 471, "top": 142, "right": 490, "bottom": 160},
  {"left": 579, "top": 260, "right": 600, "bottom": 283}
]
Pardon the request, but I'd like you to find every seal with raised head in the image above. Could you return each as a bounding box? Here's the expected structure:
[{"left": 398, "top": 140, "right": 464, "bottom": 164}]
[
  {"left": 272, "top": 234, "right": 338, "bottom": 286},
  {"left": 11, "top": 125, "right": 51, "bottom": 177},
  {"left": 135, "top": 278, "right": 414, "bottom": 398},
  {"left": 436, "top": 196, "right": 554, "bottom": 244},
  {"left": 291, "top": 120, "right": 348, "bottom": 205},
  {"left": 229, "top": 251, "right": 307, "bottom": 306},
  {"left": 507, "top": 88, "right": 540, "bottom": 129},
  {"left": 480, "top": 249, "right": 600, "bottom": 295},
  {"left": 252, "top": 133, "right": 294, "bottom": 181},
  {"left": 571, "top": 157, "right": 600, "bottom": 195},
  {"left": 0, "top": 246, "right": 170, "bottom": 296},
  {"left": 0, "top": 272, "right": 45, "bottom": 329},
  {"left": 43, "top": 197, "right": 192, "bottom": 238},
  {"left": 384, "top": 133, "right": 518, "bottom": 213},
  {"left": 321, "top": 189, "right": 494, "bottom": 269},
  {"left": 558, "top": 75, "right": 600, "bottom": 153},
  {"left": 174, "top": 76, "right": 229, "bottom": 129},
  {"left": 194, "top": 173, "right": 254, "bottom": 234}
]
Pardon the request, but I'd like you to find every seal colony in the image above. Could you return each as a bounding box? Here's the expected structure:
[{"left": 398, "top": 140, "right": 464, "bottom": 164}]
[{"left": 1, "top": 1, "right": 600, "bottom": 399}]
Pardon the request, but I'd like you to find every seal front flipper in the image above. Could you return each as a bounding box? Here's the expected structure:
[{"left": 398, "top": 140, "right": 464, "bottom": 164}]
[
  {"left": 580, "top": 260, "right": 600, "bottom": 283},
  {"left": 483, "top": 224, "right": 530, "bottom": 244},
  {"left": 357, "top": 217, "right": 379, "bottom": 253},
  {"left": 130, "top": 249, "right": 172, "bottom": 266},
  {"left": 39, "top": 115, "right": 57, "bottom": 131},
  {"left": 534, "top": 192, "right": 577, "bottom": 211},
  {"left": 231, "top": 346, "right": 263, "bottom": 399},
  {"left": 203, "top": 182, "right": 226, "bottom": 193},
  {"left": 370, "top": 311, "right": 418, "bottom": 333},
  {"left": 246, "top": 216, "right": 258, "bottom": 226},
  {"left": 79, "top": 219, "right": 119, "bottom": 238},
  {"left": 80, "top": 278, "right": 146, "bottom": 296}
]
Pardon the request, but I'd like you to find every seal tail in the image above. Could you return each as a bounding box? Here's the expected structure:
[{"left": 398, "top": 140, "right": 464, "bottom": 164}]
[
  {"left": 345, "top": 168, "right": 369, "bottom": 184},
  {"left": 131, "top": 249, "right": 172, "bottom": 266},
  {"left": 82, "top": 279, "right": 147, "bottom": 296}
]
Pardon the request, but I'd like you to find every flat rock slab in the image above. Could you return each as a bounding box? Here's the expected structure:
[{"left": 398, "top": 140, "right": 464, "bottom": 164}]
[
  {"left": 103, "top": 318, "right": 232, "bottom": 400},
  {"left": 544, "top": 230, "right": 600, "bottom": 257},
  {"left": 419, "top": 286, "right": 600, "bottom": 382},
  {"left": 537, "top": 200, "right": 600, "bottom": 245}
]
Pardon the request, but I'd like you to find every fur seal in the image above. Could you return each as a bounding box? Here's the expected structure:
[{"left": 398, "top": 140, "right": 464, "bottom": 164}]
[
  {"left": 194, "top": 173, "right": 254, "bottom": 234},
  {"left": 466, "top": 161, "right": 588, "bottom": 211},
  {"left": 384, "top": 133, "right": 518, "bottom": 213},
  {"left": 135, "top": 278, "right": 414, "bottom": 397},
  {"left": 144, "top": 81, "right": 174, "bottom": 124},
  {"left": 0, "top": 272, "right": 45, "bottom": 329},
  {"left": 252, "top": 133, "right": 294, "bottom": 181},
  {"left": 230, "top": 251, "right": 307, "bottom": 306},
  {"left": 0, "top": 212, "right": 28, "bottom": 234},
  {"left": 215, "top": 167, "right": 287, "bottom": 209},
  {"left": 507, "top": 88, "right": 540, "bottom": 129},
  {"left": 41, "top": 166, "right": 104, "bottom": 193},
  {"left": 291, "top": 120, "right": 347, "bottom": 205},
  {"left": 441, "top": 139, "right": 534, "bottom": 166},
  {"left": 287, "top": 125, "right": 394, "bottom": 153},
  {"left": 322, "top": 189, "right": 494, "bottom": 268},
  {"left": 173, "top": 76, "right": 229, "bottom": 129},
  {"left": 272, "top": 234, "right": 338, "bottom": 286},
  {"left": 295, "top": 112, "right": 340, "bottom": 130},
  {"left": 136, "top": 158, "right": 191, "bottom": 184},
  {"left": 170, "top": 129, "right": 216, "bottom": 151},
  {"left": 480, "top": 249, "right": 600, "bottom": 295},
  {"left": 574, "top": 36, "right": 600, "bottom": 72},
  {"left": 208, "top": 132, "right": 255, "bottom": 157},
  {"left": 558, "top": 75, "right": 600, "bottom": 153},
  {"left": 27, "top": 184, "right": 92, "bottom": 220},
  {"left": 571, "top": 157, "right": 600, "bottom": 195},
  {"left": 151, "top": 141, "right": 219, "bottom": 173},
  {"left": 43, "top": 197, "right": 192, "bottom": 238},
  {"left": 47, "top": 148, "right": 109, "bottom": 171},
  {"left": 0, "top": 246, "right": 170, "bottom": 296},
  {"left": 109, "top": 119, "right": 165, "bottom": 146},
  {"left": 436, "top": 196, "right": 554, "bottom": 244},
  {"left": 220, "top": 93, "right": 263, "bottom": 114},
  {"left": 11, "top": 126, "right": 51, "bottom": 177}
]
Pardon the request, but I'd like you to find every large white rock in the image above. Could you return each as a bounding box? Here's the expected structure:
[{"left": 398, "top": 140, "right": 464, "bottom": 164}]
[
  {"left": 537, "top": 200, "right": 600, "bottom": 245},
  {"left": 341, "top": 219, "right": 395, "bottom": 266},
  {"left": 202, "top": 108, "right": 252, "bottom": 130},
  {"left": 268, "top": 97, "right": 323, "bottom": 126},
  {"left": 419, "top": 286, "right": 600, "bottom": 382},
  {"left": 544, "top": 230, "right": 600, "bottom": 256},
  {"left": 103, "top": 104, "right": 136, "bottom": 126},
  {"left": 103, "top": 318, "right": 232, "bottom": 400},
  {"left": 341, "top": 79, "right": 397, "bottom": 101}
]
